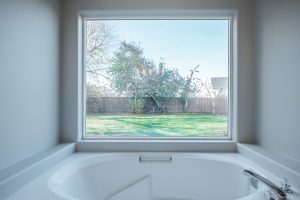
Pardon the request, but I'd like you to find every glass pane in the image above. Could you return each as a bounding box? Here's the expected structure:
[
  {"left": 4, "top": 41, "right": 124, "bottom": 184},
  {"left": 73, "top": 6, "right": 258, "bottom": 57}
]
[{"left": 85, "top": 19, "right": 229, "bottom": 138}]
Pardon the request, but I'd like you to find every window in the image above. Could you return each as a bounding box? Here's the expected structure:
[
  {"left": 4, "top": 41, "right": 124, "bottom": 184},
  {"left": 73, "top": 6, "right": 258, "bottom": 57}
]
[{"left": 83, "top": 18, "right": 231, "bottom": 139}]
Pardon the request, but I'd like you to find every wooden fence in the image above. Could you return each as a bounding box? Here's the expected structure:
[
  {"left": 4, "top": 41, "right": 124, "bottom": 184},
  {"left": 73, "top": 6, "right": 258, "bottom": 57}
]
[{"left": 87, "top": 97, "right": 228, "bottom": 115}]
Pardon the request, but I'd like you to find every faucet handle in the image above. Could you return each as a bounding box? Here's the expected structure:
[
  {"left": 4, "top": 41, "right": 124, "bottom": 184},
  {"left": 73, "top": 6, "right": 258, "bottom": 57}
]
[{"left": 280, "top": 177, "right": 294, "bottom": 194}]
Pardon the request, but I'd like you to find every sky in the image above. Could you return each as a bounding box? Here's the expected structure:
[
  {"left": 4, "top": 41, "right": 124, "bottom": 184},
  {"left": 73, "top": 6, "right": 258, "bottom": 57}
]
[{"left": 104, "top": 19, "right": 229, "bottom": 79}]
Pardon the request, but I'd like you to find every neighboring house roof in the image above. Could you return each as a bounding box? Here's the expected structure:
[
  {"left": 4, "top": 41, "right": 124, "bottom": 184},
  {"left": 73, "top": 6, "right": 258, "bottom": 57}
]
[{"left": 211, "top": 77, "right": 228, "bottom": 91}]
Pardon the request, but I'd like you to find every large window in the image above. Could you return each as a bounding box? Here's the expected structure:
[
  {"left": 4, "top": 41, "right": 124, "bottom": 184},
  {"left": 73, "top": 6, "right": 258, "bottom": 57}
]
[{"left": 83, "top": 19, "right": 230, "bottom": 139}]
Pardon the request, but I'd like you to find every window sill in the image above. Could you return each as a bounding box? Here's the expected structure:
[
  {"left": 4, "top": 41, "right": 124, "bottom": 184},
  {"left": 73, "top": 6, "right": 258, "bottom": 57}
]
[{"left": 76, "top": 140, "right": 237, "bottom": 152}]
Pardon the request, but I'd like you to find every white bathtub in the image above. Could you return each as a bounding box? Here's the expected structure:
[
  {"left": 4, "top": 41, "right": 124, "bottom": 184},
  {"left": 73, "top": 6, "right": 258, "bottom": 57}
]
[{"left": 48, "top": 153, "right": 270, "bottom": 200}]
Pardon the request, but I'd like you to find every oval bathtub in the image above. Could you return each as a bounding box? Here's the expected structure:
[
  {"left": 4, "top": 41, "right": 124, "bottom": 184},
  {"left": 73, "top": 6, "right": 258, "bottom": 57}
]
[{"left": 49, "top": 153, "right": 267, "bottom": 200}]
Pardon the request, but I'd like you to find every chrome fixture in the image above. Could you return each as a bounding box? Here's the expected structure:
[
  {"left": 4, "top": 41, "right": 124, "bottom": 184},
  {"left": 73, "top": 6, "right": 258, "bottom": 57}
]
[
  {"left": 139, "top": 153, "right": 172, "bottom": 163},
  {"left": 243, "top": 170, "right": 291, "bottom": 200},
  {"left": 280, "top": 177, "right": 294, "bottom": 194}
]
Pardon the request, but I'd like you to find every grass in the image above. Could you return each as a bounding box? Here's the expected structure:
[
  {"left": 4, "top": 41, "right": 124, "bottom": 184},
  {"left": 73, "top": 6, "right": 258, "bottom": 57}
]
[{"left": 86, "top": 114, "right": 228, "bottom": 137}]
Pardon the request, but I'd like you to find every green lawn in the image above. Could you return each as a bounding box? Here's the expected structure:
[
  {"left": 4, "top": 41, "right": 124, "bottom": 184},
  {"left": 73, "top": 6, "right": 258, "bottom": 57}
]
[{"left": 86, "top": 114, "right": 227, "bottom": 137}]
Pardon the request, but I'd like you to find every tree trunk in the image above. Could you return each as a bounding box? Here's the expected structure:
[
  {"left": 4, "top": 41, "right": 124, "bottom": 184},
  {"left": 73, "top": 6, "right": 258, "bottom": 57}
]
[
  {"left": 183, "top": 98, "right": 187, "bottom": 113},
  {"left": 151, "top": 96, "right": 167, "bottom": 114}
]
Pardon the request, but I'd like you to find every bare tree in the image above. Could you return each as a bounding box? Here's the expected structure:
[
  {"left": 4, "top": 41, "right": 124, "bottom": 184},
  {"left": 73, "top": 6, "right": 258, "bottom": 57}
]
[
  {"left": 86, "top": 21, "right": 116, "bottom": 96},
  {"left": 180, "top": 65, "right": 200, "bottom": 112},
  {"left": 199, "top": 79, "right": 226, "bottom": 98},
  {"left": 198, "top": 78, "right": 227, "bottom": 115}
]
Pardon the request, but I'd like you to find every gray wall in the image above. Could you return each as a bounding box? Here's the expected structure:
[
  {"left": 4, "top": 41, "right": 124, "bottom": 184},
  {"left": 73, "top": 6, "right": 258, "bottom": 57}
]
[
  {"left": 255, "top": 0, "right": 300, "bottom": 162},
  {"left": 61, "top": 0, "right": 255, "bottom": 143},
  {"left": 0, "top": 0, "right": 61, "bottom": 169}
]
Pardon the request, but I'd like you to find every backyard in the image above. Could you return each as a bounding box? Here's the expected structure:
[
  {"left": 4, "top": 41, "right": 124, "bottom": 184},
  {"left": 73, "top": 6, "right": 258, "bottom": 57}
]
[{"left": 86, "top": 114, "right": 227, "bottom": 137}]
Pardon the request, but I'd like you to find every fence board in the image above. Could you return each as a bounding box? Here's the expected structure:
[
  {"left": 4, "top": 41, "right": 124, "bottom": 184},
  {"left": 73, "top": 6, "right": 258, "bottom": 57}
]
[{"left": 87, "top": 97, "right": 228, "bottom": 114}]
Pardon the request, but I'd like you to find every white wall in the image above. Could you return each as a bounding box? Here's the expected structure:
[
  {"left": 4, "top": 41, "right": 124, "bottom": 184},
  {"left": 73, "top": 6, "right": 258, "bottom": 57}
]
[
  {"left": 255, "top": 0, "right": 300, "bottom": 162},
  {"left": 61, "top": 0, "right": 255, "bottom": 143},
  {"left": 0, "top": 0, "right": 61, "bottom": 169}
]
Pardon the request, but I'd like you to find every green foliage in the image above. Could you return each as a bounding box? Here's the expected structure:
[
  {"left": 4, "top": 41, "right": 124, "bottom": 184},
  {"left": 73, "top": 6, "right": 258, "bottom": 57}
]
[
  {"left": 108, "top": 41, "right": 200, "bottom": 114},
  {"left": 128, "top": 98, "right": 145, "bottom": 113},
  {"left": 144, "top": 61, "right": 183, "bottom": 113},
  {"left": 108, "top": 41, "right": 154, "bottom": 97}
]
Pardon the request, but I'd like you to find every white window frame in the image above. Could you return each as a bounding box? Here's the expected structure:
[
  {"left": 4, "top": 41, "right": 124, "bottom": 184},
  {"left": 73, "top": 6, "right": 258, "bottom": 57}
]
[{"left": 78, "top": 10, "right": 237, "bottom": 147}]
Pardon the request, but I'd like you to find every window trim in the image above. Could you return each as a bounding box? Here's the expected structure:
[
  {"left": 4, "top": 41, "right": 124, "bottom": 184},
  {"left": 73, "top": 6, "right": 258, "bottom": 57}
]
[{"left": 78, "top": 10, "right": 237, "bottom": 142}]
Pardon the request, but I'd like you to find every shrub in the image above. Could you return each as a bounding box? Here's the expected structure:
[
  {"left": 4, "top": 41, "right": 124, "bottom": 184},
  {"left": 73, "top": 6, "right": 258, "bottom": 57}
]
[{"left": 129, "top": 98, "right": 145, "bottom": 113}]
